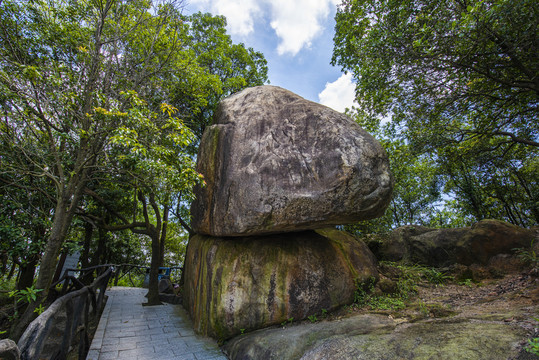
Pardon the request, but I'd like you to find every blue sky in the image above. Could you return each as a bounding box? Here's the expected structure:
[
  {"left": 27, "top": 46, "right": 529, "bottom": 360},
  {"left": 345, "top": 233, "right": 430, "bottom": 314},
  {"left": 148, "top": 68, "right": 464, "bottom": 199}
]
[{"left": 184, "top": 0, "right": 357, "bottom": 112}]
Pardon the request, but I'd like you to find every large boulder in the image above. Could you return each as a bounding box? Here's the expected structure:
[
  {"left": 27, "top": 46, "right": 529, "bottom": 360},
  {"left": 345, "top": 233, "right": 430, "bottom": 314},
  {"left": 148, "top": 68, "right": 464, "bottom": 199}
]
[
  {"left": 191, "top": 85, "right": 393, "bottom": 237},
  {"left": 368, "top": 219, "right": 536, "bottom": 267},
  {"left": 182, "top": 228, "right": 378, "bottom": 340},
  {"left": 223, "top": 315, "right": 529, "bottom": 360}
]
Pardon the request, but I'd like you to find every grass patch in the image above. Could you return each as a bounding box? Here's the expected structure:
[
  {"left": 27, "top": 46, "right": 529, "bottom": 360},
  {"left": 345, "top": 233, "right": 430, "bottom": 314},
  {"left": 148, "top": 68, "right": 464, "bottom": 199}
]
[
  {"left": 354, "top": 276, "right": 406, "bottom": 311},
  {"left": 354, "top": 262, "right": 453, "bottom": 312}
]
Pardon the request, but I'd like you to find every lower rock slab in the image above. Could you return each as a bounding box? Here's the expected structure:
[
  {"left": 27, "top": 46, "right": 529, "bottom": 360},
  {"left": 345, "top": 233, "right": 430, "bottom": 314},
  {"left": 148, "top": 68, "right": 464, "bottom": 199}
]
[{"left": 223, "top": 314, "right": 531, "bottom": 360}]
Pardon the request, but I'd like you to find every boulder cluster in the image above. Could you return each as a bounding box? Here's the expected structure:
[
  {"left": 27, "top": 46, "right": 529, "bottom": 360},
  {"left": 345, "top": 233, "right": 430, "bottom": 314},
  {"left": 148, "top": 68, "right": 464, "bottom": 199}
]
[
  {"left": 365, "top": 219, "right": 537, "bottom": 277},
  {"left": 182, "top": 86, "right": 393, "bottom": 340}
]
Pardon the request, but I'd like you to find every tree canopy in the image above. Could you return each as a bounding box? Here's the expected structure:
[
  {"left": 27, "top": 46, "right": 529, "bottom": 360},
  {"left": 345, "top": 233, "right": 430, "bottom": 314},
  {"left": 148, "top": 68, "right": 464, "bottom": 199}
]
[
  {"left": 333, "top": 0, "right": 538, "bottom": 230},
  {"left": 0, "top": 0, "right": 267, "bottom": 338}
]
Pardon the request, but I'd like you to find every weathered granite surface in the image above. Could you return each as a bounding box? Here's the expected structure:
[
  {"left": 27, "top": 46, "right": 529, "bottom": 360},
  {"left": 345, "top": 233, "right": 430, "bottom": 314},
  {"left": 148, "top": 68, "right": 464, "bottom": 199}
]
[
  {"left": 182, "top": 228, "right": 379, "bottom": 340},
  {"left": 365, "top": 219, "right": 537, "bottom": 267},
  {"left": 191, "top": 85, "right": 392, "bottom": 236}
]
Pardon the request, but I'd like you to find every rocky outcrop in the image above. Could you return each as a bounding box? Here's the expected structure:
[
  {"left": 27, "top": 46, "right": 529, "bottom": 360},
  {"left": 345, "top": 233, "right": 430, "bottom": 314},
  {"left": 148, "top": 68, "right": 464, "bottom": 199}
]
[
  {"left": 191, "top": 85, "right": 392, "bottom": 237},
  {"left": 0, "top": 339, "right": 20, "bottom": 360},
  {"left": 367, "top": 219, "right": 536, "bottom": 267},
  {"left": 182, "top": 228, "right": 378, "bottom": 340},
  {"left": 184, "top": 86, "right": 392, "bottom": 340},
  {"left": 224, "top": 314, "right": 395, "bottom": 360},
  {"left": 223, "top": 315, "right": 530, "bottom": 360}
]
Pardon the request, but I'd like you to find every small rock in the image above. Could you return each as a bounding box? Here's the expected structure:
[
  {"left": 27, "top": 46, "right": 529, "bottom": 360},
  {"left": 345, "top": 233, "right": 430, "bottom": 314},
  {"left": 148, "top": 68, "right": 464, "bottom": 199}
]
[{"left": 0, "top": 339, "right": 20, "bottom": 360}]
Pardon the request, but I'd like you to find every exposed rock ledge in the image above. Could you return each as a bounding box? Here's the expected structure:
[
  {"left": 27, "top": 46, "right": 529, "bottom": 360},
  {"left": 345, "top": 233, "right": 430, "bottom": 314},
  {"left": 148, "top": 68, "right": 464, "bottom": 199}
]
[
  {"left": 223, "top": 268, "right": 539, "bottom": 360},
  {"left": 224, "top": 314, "right": 532, "bottom": 360}
]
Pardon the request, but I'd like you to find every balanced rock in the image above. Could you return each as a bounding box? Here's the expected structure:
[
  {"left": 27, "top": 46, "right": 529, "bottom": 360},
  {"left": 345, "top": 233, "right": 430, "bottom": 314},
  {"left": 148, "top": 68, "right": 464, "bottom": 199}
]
[
  {"left": 182, "top": 228, "right": 379, "bottom": 340},
  {"left": 191, "top": 85, "right": 393, "bottom": 236}
]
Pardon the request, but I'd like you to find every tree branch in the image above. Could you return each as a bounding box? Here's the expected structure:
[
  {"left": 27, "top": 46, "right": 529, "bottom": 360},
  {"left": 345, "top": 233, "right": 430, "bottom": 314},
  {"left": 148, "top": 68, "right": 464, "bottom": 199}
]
[{"left": 493, "top": 131, "right": 539, "bottom": 147}]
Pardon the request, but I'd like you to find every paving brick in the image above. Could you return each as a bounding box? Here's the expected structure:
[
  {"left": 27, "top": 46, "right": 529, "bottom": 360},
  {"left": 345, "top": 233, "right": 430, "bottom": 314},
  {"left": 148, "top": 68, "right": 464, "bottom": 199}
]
[
  {"left": 86, "top": 287, "right": 226, "bottom": 360},
  {"left": 171, "top": 354, "right": 197, "bottom": 360},
  {"left": 97, "top": 351, "right": 119, "bottom": 360},
  {"left": 101, "top": 337, "right": 120, "bottom": 346},
  {"left": 151, "top": 331, "right": 180, "bottom": 340},
  {"left": 86, "top": 349, "right": 100, "bottom": 360}
]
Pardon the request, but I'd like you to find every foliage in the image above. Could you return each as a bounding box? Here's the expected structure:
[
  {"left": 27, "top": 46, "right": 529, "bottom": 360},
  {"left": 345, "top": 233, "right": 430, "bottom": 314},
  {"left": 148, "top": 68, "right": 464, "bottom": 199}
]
[
  {"left": 180, "top": 12, "right": 269, "bottom": 140},
  {"left": 421, "top": 267, "right": 453, "bottom": 285},
  {"left": 526, "top": 338, "right": 539, "bottom": 355},
  {"left": 115, "top": 273, "right": 145, "bottom": 288},
  {"left": 0, "top": 0, "right": 268, "bottom": 307},
  {"left": 333, "top": 0, "right": 538, "bottom": 146},
  {"left": 104, "top": 231, "right": 149, "bottom": 266},
  {"left": 458, "top": 278, "right": 474, "bottom": 288},
  {"left": 162, "top": 223, "right": 189, "bottom": 266},
  {"left": 107, "top": 95, "right": 203, "bottom": 202},
  {"left": 354, "top": 263, "right": 452, "bottom": 311},
  {"left": 333, "top": 0, "right": 539, "bottom": 228},
  {"left": 1, "top": 0, "right": 194, "bottom": 304},
  {"left": 8, "top": 286, "right": 43, "bottom": 305},
  {"left": 0, "top": 170, "right": 52, "bottom": 288},
  {"left": 526, "top": 318, "right": 539, "bottom": 355},
  {"left": 392, "top": 262, "right": 453, "bottom": 287},
  {"left": 8, "top": 286, "right": 44, "bottom": 318},
  {"left": 514, "top": 239, "right": 538, "bottom": 266},
  {"left": 354, "top": 276, "right": 406, "bottom": 310},
  {"left": 33, "top": 304, "right": 45, "bottom": 315},
  {"left": 280, "top": 317, "right": 294, "bottom": 327}
]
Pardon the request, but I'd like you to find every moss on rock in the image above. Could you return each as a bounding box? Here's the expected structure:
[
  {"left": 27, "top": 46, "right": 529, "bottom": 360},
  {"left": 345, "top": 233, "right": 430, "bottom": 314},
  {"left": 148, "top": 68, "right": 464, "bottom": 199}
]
[{"left": 182, "top": 229, "right": 378, "bottom": 340}]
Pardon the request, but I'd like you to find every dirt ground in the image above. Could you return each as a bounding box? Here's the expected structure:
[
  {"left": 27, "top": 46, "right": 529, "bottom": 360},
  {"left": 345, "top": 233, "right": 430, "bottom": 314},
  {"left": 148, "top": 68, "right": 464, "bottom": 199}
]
[{"left": 330, "top": 262, "right": 539, "bottom": 357}]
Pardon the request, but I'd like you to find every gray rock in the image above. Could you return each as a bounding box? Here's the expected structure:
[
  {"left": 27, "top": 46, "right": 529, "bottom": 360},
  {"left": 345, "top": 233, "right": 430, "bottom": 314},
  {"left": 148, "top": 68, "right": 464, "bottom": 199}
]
[
  {"left": 182, "top": 228, "right": 379, "bottom": 340},
  {"left": 224, "top": 316, "right": 529, "bottom": 360},
  {"left": 0, "top": 339, "right": 20, "bottom": 360},
  {"left": 370, "top": 219, "right": 536, "bottom": 267},
  {"left": 191, "top": 85, "right": 393, "bottom": 236},
  {"left": 299, "top": 320, "right": 527, "bottom": 360},
  {"left": 158, "top": 278, "right": 173, "bottom": 294},
  {"left": 223, "top": 314, "right": 395, "bottom": 360}
]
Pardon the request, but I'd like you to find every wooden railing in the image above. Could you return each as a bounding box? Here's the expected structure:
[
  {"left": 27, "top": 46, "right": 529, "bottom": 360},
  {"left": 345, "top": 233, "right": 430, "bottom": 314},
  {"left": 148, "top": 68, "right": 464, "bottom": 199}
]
[
  {"left": 0, "top": 263, "right": 183, "bottom": 360},
  {"left": 16, "top": 266, "right": 112, "bottom": 360},
  {"left": 110, "top": 264, "right": 182, "bottom": 287}
]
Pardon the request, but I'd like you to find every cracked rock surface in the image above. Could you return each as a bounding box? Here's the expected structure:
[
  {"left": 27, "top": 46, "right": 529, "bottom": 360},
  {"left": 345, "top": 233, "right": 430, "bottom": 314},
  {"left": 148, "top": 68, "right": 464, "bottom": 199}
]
[{"left": 191, "top": 85, "right": 393, "bottom": 237}]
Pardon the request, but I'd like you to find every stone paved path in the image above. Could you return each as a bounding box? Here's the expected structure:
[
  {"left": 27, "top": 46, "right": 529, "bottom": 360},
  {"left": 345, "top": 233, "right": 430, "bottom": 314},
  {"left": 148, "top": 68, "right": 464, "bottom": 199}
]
[{"left": 86, "top": 287, "right": 228, "bottom": 360}]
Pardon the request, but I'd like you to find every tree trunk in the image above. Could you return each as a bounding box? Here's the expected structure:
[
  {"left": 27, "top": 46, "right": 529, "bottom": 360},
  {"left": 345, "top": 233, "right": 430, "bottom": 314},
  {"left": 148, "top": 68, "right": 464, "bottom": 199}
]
[
  {"left": 6, "top": 260, "right": 16, "bottom": 281},
  {"left": 10, "top": 193, "right": 77, "bottom": 341},
  {"left": 95, "top": 227, "right": 107, "bottom": 266},
  {"left": 16, "top": 258, "right": 38, "bottom": 291},
  {"left": 158, "top": 206, "right": 169, "bottom": 268},
  {"left": 10, "top": 231, "right": 64, "bottom": 339},
  {"left": 81, "top": 222, "right": 94, "bottom": 270},
  {"left": 145, "top": 228, "right": 162, "bottom": 306}
]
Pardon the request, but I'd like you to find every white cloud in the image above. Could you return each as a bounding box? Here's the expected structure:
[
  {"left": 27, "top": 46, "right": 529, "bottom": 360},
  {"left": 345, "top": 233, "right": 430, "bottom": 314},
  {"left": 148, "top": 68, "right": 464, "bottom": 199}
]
[
  {"left": 318, "top": 73, "right": 357, "bottom": 113},
  {"left": 214, "top": 0, "right": 261, "bottom": 36},
  {"left": 268, "top": 0, "right": 334, "bottom": 56},
  {"left": 191, "top": 0, "right": 338, "bottom": 56},
  {"left": 190, "top": 0, "right": 261, "bottom": 37}
]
